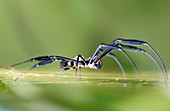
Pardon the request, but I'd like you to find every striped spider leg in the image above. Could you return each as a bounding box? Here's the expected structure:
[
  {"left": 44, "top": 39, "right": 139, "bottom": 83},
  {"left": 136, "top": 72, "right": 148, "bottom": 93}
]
[
  {"left": 89, "top": 38, "right": 168, "bottom": 84},
  {"left": 6, "top": 56, "right": 79, "bottom": 81},
  {"left": 6, "top": 55, "right": 102, "bottom": 81}
]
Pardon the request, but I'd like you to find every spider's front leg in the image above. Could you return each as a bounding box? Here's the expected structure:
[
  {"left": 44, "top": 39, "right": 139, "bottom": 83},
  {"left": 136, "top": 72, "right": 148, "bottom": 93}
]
[
  {"left": 90, "top": 41, "right": 168, "bottom": 84},
  {"left": 116, "top": 44, "right": 167, "bottom": 84},
  {"left": 113, "top": 38, "right": 168, "bottom": 84},
  {"left": 90, "top": 44, "right": 139, "bottom": 81},
  {"left": 99, "top": 49, "right": 126, "bottom": 79},
  {"left": 91, "top": 38, "right": 167, "bottom": 84},
  {"left": 90, "top": 44, "right": 128, "bottom": 82}
]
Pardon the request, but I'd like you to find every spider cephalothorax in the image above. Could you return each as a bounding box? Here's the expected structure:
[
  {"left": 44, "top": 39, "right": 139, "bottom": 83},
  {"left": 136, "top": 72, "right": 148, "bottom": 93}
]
[{"left": 6, "top": 38, "right": 168, "bottom": 84}]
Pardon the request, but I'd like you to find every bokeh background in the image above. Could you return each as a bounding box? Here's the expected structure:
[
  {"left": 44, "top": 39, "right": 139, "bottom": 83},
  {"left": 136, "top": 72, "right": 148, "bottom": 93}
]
[
  {"left": 0, "top": 0, "right": 170, "bottom": 111},
  {"left": 0, "top": 0, "right": 170, "bottom": 71}
]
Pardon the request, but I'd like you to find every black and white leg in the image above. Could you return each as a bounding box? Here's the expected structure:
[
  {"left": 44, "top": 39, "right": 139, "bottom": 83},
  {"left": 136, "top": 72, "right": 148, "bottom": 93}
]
[
  {"left": 25, "top": 56, "right": 80, "bottom": 72},
  {"left": 7, "top": 55, "right": 77, "bottom": 81},
  {"left": 116, "top": 44, "right": 167, "bottom": 84},
  {"left": 90, "top": 44, "right": 132, "bottom": 82},
  {"left": 6, "top": 55, "right": 77, "bottom": 70},
  {"left": 89, "top": 44, "right": 138, "bottom": 76},
  {"left": 14, "top": 59, "right": 55, "bottom": 81},
  {"left": 7, "top": 56, "right": 54, "bottom": 81},
  {"left": 91, "top": 42, "right": 167, "bottom": 84},
  {"left": 90, "top": 44, "right": 139, "bottom": 81},
  {"left": 100, "top": 49, "right": 126, "bottom": 79},
  {"left": 91, "top": 43, "right": 167, "bottom": 84},
  {"left": 112, "top": 38, "right": 168, "bottom": 80},
  {"left": 75, "top": 55, "right": 86, "bottom": 79},
  {"left": 25, "top": 59, "right": 54, "bottom": 73},
  {"left": 91, "top": 38, "right": 167, "bottom": 77},
  {"left": 97, "top": 46, "right": 139, "bottom": 75},
  {"left": 6, "top": 56, "right": 52, "bottom": 69}
]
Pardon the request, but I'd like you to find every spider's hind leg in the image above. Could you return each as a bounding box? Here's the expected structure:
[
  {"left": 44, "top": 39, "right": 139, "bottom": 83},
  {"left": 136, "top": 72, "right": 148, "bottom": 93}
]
[
  {"left": 14, "top": 59, "right": 54, "bottom": 81},
  {"left": 93, "top": 44, "right": 140, "bottom": 81},
  {"left": 6, "top": 56, "right": 55, "bottom": 81},
  {"left": 6, "top": 56, "right": 52, "bottom": 69},
  {"left": 99, "top": 49, "right": 126, "bottom": 79},
  {"left": 25, "top": 59, "right": 54, "bottom": 73}
]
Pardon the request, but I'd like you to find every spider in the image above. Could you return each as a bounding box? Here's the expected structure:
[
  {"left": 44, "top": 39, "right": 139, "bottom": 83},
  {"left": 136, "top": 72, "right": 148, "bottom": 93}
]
[{"left": 6, "top": 38, "right": 168, "bottom": 84}]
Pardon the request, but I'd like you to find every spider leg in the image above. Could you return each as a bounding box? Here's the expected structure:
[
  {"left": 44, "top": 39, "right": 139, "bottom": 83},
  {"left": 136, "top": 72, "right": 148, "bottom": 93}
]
[
  {"left": 6, "top": 59, "right": 34, "bottom": 69},
  {"left": 55, "top": 56, "right": 77, "bottom": 62},
  {"left": 99, "top": 49, "right": 126, "bottom": 78},
  {"left": 79, "top": 67, "right": 81, "bottom": 80},
  {"left": 7, "top": 56, "right": 78, "bottom": 81},
  {"left": 89, "top": 44, "right": 104, "bottom": 64},
  {"left": 91, "top": 38, "right": 167, "bottom": 79},
  {"left": 75, "top": 55, "right": 86, "bottom": 80},
  {"left": 6, "top": 56, "right": 52, "bottom": 69},
  {"left": 90, "top": 38, "right": 167, "bottom": 83},
  {"left": 25, "top": 59, "right": 54, "bottom": 73},
  {"left": 117, "top": 44, "right": 167, "bottom": 84},
  {"left": 89, "top": 44, "right": 138, "bottom": 79},
  {"left": 89, "top": 38, "right": 128, "bottom": 63},
  {"left": 106, "top": 52, "right": 127, "bottom": 79},
  {"left": 14, "top": 59, "right": 54, "bottom": 81},
  {"left": 14, "top": 74, "right": 24, "bottom": 81},
  {"left": 6, "top": 55, "right": 77, "bottom": 69},
  {"left": 24, "top": 56, "right": 78, "bottom": 72},
  {"left": 113, "top": 38, "right": 168, "bottom": 81},
  {"left": 94, "top": 44, "right": 139, "bottom": 78},
  {"left": 91, "top": 44, "right": 135, "bottom": 82}
]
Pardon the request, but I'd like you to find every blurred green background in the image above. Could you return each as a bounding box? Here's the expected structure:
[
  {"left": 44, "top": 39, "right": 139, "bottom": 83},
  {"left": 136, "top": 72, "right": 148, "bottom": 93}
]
[
  {"left": 0, "top": 0, "right": 170, "bottom": 71},
  {"left": 0, "top": 0, "right": 170, "bottom": 111}
]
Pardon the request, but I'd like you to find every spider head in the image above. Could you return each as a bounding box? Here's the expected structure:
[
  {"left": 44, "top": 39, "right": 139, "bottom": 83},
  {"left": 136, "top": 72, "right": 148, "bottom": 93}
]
[
  {"left": 95, "top": 60, "right": 103, "bottom": 70},
  {"left": 87, "top": 60, "right": 102, "bottom": 70}
]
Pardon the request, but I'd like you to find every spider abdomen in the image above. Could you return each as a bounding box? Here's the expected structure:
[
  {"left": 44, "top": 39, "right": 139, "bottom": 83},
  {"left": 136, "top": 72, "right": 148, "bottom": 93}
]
[{"left": 60, "top": 61, "right": 76, "bottom": 71}]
